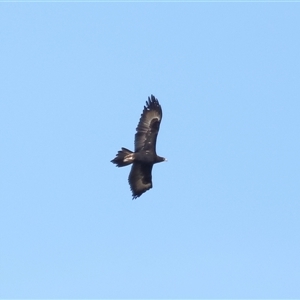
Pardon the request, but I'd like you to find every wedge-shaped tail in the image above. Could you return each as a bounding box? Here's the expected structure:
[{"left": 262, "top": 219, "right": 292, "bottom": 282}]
[{"left": 111, "top": 147, "right": 135, "bottom": 167}]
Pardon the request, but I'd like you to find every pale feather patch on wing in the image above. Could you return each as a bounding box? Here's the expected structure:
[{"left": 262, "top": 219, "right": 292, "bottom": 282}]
[
  {"left": 132, "top": 175, "right": 152, "bottom": 195},
  {"left": 137, "top": 110, "right": 161, "bottom": 132}
]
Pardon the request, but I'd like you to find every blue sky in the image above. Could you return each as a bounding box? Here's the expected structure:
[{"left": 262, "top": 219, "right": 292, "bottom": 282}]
[{"left": 1, "top": 2, "right": 299, "bottom": 298}]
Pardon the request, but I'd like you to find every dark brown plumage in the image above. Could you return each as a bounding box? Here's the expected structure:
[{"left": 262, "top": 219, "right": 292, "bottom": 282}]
[{"left": 111, "top": 95, "right": 166, "bottom": 199}]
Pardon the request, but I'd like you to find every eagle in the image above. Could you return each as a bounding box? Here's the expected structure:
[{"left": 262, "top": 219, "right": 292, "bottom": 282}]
[{"left": 111, "top": 95, "right": 166, "bottom": 199}]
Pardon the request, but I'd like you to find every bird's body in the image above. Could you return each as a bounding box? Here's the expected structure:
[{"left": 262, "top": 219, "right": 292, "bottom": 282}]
[{"left": 111, "top": 95, "right": 166, "bottom": 199}]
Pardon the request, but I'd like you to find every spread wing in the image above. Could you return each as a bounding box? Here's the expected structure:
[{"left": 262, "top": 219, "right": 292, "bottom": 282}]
[
  {"left": 134, "top": 95, "right": 162, "bottom": 152},
  {"left": 128, "top": 162, "right": 153, "bottom": 199}
]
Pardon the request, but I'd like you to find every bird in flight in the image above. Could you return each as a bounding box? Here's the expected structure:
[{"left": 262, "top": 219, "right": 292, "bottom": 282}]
[{"left": 111, "top": 95, "right": 166, "bottom": 199}]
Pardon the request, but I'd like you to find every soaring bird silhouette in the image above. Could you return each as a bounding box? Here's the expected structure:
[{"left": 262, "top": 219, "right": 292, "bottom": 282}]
[{"left": 111, "top": 95, "right": 166, "bottom": 199}]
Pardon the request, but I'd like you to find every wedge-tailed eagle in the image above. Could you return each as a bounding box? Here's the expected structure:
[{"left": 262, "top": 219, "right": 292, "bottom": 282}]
[{"left": 111, "top": 95, "right": 166, "bottom": 199}]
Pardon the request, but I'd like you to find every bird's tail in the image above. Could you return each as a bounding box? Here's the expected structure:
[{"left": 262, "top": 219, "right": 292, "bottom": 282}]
[{"left": 111, "top": 147, "right": 135, "bottom": 167}]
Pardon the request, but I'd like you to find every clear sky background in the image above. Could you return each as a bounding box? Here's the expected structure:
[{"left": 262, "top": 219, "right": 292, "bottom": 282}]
[{"left": 0, "top": 2, "right": 299, "bottom": 299}]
